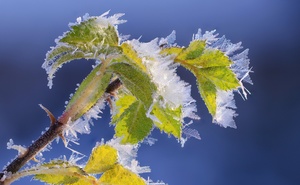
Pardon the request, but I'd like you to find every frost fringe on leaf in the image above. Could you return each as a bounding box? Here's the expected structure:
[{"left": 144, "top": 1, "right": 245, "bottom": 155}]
[
  {"left": 193, "top": 29, "right": 252, "bottom": 128},
  {"left": 63, "top": 97, "right": 107, "bottom": 146},
  {"left": 42, "top": 10, "right": 126, "bottom": 89},
  {"left": 129, "top": 38, "right": 199, "bottom": 121}
]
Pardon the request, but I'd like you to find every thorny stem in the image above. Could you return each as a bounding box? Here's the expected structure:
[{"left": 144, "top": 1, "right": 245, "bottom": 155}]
[{"left": 0, "top": 78, "right": 123, "bottom": 185}]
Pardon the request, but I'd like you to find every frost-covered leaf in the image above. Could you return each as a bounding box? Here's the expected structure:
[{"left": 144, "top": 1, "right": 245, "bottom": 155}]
[
  {"left": 162, "top": 40, "right": 240, "bottom": 125},
  {"left": 59, "top": 64, "right": 112, "bottom": 123},
  {"left": 34, "top": 160, "right": 97, "bottom": 185},
  {"left": 46, "top": 45, "right": 75, "bottom": 62},
  {"left": 59, "top": 18, "right": 119, "bottom": 52},
  {"left": 42, "top": 12, "right": 124, "bottom": 88},
  {"left": 108, "top": 62, "right": 156, "bottom": 108},
  {"left": 98, "top": 164, "right": 146, "bottom": 185},
  {"left": 84, "top": 145, "right": 118, "bottom": 174},
  {"left": 151, "top": 103, "right": 182, "bottom": 138},
  {"left": 112, "top": 95, "right": 153, "bottom": 144}
]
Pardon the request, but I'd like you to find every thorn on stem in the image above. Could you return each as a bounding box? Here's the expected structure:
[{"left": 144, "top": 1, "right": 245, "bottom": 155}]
[{"left": 39, "top": 104, "right": 56, "bottom": 125}]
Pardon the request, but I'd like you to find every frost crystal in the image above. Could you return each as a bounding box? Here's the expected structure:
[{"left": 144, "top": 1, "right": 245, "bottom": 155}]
[
  {"left": 182, "top": 127, "right": 201, "bottom": 140},
  {"left": 213, "top": 90, "right": 238, "bottom": 128},
  {"left": 107, "top": 138, "right": 150, "bottom": 174},
  {"left": 129, "top": 37, "right": 199, "bottom": 121},
  {"left": 159, "top": 30, "right": 176, "bottom": 47},
  {"left": 147, "top": 177, "right": 167, "bottom": 185},
  {"left": 63, "top": 98, "right": 106, "bottom": 145}
]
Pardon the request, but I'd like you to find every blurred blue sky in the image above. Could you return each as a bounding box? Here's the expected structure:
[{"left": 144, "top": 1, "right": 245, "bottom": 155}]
[{"left": 1, "top": 0, "right": 300, "bottom": 184}]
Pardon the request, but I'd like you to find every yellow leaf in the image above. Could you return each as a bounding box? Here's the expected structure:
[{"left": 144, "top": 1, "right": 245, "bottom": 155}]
[
  {"left": 99, "top": 164, "right": 146, "bottom": 185},
  {"left": 84, "top": 145, "right": 118, "bottom": 174}
]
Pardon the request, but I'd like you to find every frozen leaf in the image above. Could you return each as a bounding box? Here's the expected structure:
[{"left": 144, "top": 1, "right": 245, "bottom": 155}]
[
  {"left": 59, "top": 63, "right": 112, "bottom": 123},
  {"left": 150, "top": 103, "right": 182, "bottom": 138},
  {"left": 108, "top": 62, "right": 156, "bottom": 108},
  {"left": 42, "top": 12, "right": 124, "bottom": 88},
  {"left": 162, "top": 39, "right": 240, "bottom": 125},
  {"left": 84, "top": 145, "right": 118, "bottom": 174},
  {"left": 99, "top": 164, "right": 146, "bottom": 185},
  {"left": 45, "top": 45, "right": 75, "bottom": 62},
  {"left": 112, "top": 96, "right": 153, "bottom": 144},
  {"left": 59, "top": 18, "right": 119, "bottom": 52},
  {"left": 34, "top": 160, "right": 97, "bottom": 185}
]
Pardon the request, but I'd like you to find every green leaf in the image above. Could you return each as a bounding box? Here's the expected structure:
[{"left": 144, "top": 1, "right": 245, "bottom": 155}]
[
  {"left": 99, "top": 164, "right": 146, "bottom": 185},
  {"left": 84, "top": 145, "right": 118, "bottom": 174},
  {"left": 108, "top": 62, "right": 156, "bottom": 108},
  {"left": 60, "top": 18, "right": 119, "bottom": 52},
  {"left": 34, "top": 161, "right": 97, "bottom": 185},
  {"left": 59, "top": 63, "right": 112, "bottom": 123},
  {"left": 162, "top": 41, "right": 240, "bottom": 117},
  {"left": 151, "top": 102, "right": 182, "bottom": 138},
  {"left": 112, "top": 96, "right": 153, "bottom": 144}
]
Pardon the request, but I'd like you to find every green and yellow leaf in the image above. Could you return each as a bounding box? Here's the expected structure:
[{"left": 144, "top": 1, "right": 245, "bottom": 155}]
[
  {"left": 162, "top": 41, "right": 240, "bottom": 117},
  {"left": 151, "top": 103, "right": 182, "bottom": 138},
  {"left": 98, "top": 164, "right": 146, "bottom": 185},
  {"left": 112, "top": 96, "right": 153, "bottom": 144},
  {"left": 84, "top": 145, "right": 118, "bottom": 174}
]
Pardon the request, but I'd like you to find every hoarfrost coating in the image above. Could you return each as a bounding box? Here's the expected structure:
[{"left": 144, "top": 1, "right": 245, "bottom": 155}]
[
  {"left": 42, "top": 11, "right": 126, "bottom": 89},
  {"left": 193, "top": 29, "right": 252, "bottom": 128},
  {"left": 129, "top": 37, "right": 199, "bottom": 121}
]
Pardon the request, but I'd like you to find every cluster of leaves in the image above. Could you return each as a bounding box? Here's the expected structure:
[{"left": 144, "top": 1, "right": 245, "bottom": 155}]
[
  {"left": 3, "top": 11, "right": 251, "bottom": 184},
  {"left": 43, "top": 11, "right": 250, "bottom": 145},
  {"left": 8, "top": 143, "right": 147, "bottom": 185}
]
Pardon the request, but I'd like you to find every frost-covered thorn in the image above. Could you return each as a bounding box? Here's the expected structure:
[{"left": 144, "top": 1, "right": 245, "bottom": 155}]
[{"left": 39, "top": 104, "right": 56, "bottom": 126}]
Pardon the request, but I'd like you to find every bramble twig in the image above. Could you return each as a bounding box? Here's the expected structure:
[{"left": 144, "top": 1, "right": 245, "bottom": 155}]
[{"left": 0, "top": 79, "right": 122, "bottom": 185}]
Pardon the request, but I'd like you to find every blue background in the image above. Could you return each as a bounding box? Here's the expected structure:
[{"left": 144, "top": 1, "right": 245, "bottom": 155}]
[{"left": 1, "top": 0, "right": 300, "bottom": 184}]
